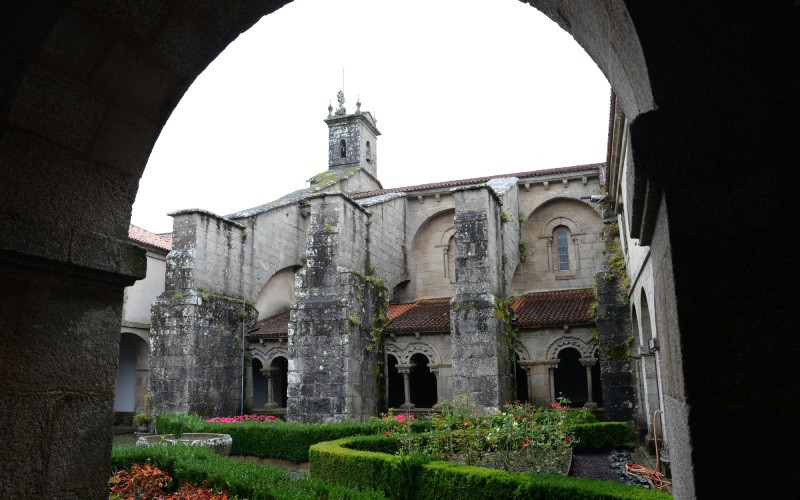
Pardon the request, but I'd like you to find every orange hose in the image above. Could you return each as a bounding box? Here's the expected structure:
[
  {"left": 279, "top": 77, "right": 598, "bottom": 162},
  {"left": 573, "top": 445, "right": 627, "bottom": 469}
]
[{"left": 624, "top": 410, "right": 672, "bottom": 490}]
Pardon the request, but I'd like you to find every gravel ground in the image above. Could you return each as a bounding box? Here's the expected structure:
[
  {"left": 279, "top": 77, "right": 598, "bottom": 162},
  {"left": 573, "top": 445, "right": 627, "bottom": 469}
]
[{"left": 571, "top": 450, "right": 651, "bottom": 489}]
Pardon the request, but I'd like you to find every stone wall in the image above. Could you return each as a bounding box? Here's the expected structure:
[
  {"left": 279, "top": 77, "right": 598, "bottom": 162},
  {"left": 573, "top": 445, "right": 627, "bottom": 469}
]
[{"left": 361, "top": 195, "right": 407, "bottom": 294}]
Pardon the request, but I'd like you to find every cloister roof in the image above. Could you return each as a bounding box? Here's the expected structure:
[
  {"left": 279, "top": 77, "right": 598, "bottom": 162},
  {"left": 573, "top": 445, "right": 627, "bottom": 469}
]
[
  {"left": 248, "top": 310, "right": 290, "bottom": 338},
  {"left": 128, "top": 224, "right": 172, "bottom": 252},
  {"left": 247, "top": 288, "right": 595, "bottom": 339}
]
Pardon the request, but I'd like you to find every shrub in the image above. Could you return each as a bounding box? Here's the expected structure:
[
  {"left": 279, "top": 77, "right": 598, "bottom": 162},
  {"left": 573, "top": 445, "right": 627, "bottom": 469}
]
[
  {"left": 111, "top": 444, "right": 384, "bottom": 499},
  {"left": 571, "top": 422, "right": 631, "bottom": 451},
  {"left": 156, "top": 414, "right": 429, "bottom": 462},
  {"left": 311, "top": 436, "right": 668, "bottom": 499}
]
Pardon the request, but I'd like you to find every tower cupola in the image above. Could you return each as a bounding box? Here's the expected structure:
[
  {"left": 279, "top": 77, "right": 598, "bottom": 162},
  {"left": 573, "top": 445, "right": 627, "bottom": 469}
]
[{"left": 324, "top": 91, "right": 381, "bottom": 179}]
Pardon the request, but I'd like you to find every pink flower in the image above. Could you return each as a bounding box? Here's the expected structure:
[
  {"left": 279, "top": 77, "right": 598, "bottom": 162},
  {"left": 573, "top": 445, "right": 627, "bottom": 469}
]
[
  {"left": 393, "top": 425, "right": 397, "bottom": 430},
  {"left": 463, "top": 422, "right": 469, "bottom": 427}
]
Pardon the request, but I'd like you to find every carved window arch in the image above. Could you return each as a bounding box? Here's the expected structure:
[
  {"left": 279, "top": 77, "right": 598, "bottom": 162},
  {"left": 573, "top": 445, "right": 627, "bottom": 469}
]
[
  {"left": 546, "top": 336, "right": 593, "bottom": 360},
  {"left": 340, "top": 139, "right": 346, "bottom": 158}
]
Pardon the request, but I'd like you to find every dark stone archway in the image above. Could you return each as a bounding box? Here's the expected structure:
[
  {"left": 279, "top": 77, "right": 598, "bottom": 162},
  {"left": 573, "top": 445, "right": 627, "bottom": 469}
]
[{"left": 1, "top": 1, "right": 796, "bottom": 497}]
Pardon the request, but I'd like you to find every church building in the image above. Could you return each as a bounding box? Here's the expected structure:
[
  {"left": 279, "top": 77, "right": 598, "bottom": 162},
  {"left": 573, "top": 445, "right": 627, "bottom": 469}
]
[{"left": 150, "top": 94, "right": 613, "bottom": 423}]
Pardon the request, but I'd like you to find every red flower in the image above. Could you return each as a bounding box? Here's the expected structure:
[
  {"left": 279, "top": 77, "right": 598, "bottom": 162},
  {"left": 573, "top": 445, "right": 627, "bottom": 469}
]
[
  {"left": 393, "top": 425, "right": 397, "bottom": 430},
  {"left": 523, "top": 443, "right": 528, "bottom": 450},
  {"left": 385, "top": 431, "right": 390, "bottom": 437},
  {"left": 566, "top": 434, "right": 572, "bottom": 442}
]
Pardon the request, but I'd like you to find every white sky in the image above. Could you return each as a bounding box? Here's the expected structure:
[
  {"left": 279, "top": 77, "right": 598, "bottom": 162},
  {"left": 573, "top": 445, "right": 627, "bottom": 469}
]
[{"left": 131, "top": 0, "right": 610, "bottom": 234}]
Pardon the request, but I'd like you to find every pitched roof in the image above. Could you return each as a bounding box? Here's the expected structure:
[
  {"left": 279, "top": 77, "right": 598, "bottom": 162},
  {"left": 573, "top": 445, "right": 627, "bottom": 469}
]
[
  {"left": 351, "top": 163, "right": 603, "bottom": 200},
  {"left": 512, "top": 289, "right": 595, "bottom": 328},
  {"left": 248, "top": 310, "right": 290, "bottom": 338},
  {"left": 128, "top": 224, "right": 172, "bottom": 252},
  {"left": 246, "top": 289, "right": 595, "bottom": 339},
  {"left": 385, "top": 298, "right": 451, "bottom": 333}
]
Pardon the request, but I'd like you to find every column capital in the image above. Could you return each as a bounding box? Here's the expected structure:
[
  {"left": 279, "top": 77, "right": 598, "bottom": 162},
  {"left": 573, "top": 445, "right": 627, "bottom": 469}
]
[
  {"left": 579, "top": 358, "right": 598, "bottom": 367},
  {"left": 395, "top": 363, "right": 416, "bottom": 374},
  {"left": 261, "top": 367, "right": 280, "bottom": 378}
]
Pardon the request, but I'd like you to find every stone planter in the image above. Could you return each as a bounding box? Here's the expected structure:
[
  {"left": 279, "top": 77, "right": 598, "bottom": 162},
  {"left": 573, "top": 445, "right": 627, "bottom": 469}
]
[{"left": 136, "top": 433, "right": 233, "bottom": 456}]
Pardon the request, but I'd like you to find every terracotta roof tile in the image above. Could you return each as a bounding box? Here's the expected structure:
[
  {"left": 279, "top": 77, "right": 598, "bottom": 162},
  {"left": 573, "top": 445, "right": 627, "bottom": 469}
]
[
  {"left": 385, "top": 298, "right": 451, "bottom": 333},
  {"left": 352, "top": 163, "right": 604, "bottom": 200},
  {"left": 512, "top": 289, "right": 595, "bottom": 328},
  {"left": 128, "top": 225, "right": 172, "bottom": 252},
  {"left": 248, "top": 310, "right": 290, "bottom": 338},
  {"left": 389, "top": 303, "right": 416, "bottom": 319}
]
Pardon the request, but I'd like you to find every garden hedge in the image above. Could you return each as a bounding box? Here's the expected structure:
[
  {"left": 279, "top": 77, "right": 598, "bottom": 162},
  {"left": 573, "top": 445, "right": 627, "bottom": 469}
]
[
  {"left": 310, "top": 436, "right": 670, "bottom": 499},
  {"left": 112, "top": 443, "right": 385, "bottom": 499},
  {"left": 571, "top": 422, "right": 631, "bottom": 451},
  {"left": 156, "top": 413, "right": 429, "bottom": 462}
]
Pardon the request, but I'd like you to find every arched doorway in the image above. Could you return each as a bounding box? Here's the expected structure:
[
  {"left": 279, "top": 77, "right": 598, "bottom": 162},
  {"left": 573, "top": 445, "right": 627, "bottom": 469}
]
[
  {"left": 272, "top": 356, "right": 289, "bottom": 408},
  {"left": 114, "top": 332, "right": 149, "bottom": 425},
  {"left": 386, "top": 354, "right": 404, "bottom": 409},
  {"left": 251, "top": 358, "right": 268, "bottom": 409},
  {"left": 409, "top": 353, "right": 437, "bottom": 409},
  {"left": 553, "top": 348, "right": 588, "bottom": 407},
  {"left": 515, "top": 360, "right": 529, "bottom": 403}
]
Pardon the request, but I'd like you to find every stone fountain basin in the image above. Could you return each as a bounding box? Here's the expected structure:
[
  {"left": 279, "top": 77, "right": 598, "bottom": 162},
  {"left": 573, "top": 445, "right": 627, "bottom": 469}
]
[{"left": 136, "top": 433, "right": 232, "bottom": 456}]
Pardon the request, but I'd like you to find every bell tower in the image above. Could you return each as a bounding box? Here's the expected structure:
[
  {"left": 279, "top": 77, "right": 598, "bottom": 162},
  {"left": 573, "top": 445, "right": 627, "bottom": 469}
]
[{"left": 324, "top": 91, "right": 380, "bottom": 179}]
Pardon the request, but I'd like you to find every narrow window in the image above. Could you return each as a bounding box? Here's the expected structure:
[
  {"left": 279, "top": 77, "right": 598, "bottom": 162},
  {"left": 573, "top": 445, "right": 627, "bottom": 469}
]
[
  {"left": 340, "top": 139, "right": 346, "bottom": 158},
  {"left": 557, "top": 229, "right": 570, "bottom": 271},
  {"left": 366, "top": 141, "right": 372, "bottom": 163}
]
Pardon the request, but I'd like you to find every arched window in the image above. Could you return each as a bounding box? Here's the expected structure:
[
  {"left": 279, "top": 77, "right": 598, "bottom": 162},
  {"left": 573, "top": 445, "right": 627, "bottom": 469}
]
[
  {"left": 366, "top": 141, "right": 371, "bottom": 162},
  {"left": 556, "top": 228, "right": 570, "bottom": 271},
  {"left": 340, "top": 139, "right": 346, "bottom": 158}
]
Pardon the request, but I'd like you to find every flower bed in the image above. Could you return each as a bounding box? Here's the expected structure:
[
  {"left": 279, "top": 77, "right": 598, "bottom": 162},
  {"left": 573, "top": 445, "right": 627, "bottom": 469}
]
[{"left": 205, "top": 414, "right": 279, "bottom": 424}]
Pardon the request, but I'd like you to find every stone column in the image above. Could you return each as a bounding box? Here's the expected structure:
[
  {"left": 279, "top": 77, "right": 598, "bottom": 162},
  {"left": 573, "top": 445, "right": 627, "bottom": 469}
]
[
  {"left": 261, "top": 367, "right": 280, "bottom": 409},
  {"left": 548, "top": 362, "right": 558, "bottom": 402},
  {"left": 395, "top": 363, "right": 416, "bottom": 408},
  {"left": 518, "top": 361, "right": 535, "bottom": 403},
  {"left": 0, "top": 229, "right": 146, "bottom": 498},
  {"left": 580, "top": 357, "right": 599, "bottom": 409},
  {"left": 429, "top": 365, "right": 441, "bottom": 405}
]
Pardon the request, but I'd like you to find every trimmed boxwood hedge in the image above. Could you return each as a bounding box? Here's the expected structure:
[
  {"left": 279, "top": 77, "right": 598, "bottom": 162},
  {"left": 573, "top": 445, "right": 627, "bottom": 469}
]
[
  {"left": 156, "top": 414, "right": 430, "bottom": 462},
  {"left": 112, "top": 443, "right": 385, "bottom": 499},
  {"left": 572, "top": 422, "right": 631, "bottom": 451},
  {"left": 157, "top": 414, "right": 631, "bottom": 463},
  {"left": 310, "top": 436, "right": 669, "bottom": 499}
]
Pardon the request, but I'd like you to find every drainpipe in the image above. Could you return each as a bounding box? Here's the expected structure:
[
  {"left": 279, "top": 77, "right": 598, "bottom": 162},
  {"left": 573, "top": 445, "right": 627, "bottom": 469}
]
[{"left": 241, "top": 298, "right": 246, "bottom": 415}]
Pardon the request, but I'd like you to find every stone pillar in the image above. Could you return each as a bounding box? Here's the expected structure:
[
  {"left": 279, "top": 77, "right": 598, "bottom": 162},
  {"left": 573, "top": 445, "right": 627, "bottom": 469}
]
[
  {"left": 396, "top": 363, "right": 416, "bottom": 408},
  {"left": 261, "top": 367, "right": 279, "bottom": 409},
  {"left": 548, "top": 363, "right": 558, "bottom": 402},
  {"left": 429, "top": 365, "right": 442, "bottom": 405},
  {"left": 0, "top": 232, "right": 145, "bottom": 498},
  {"left": 595, "top": 264, "right": 635, "bottom": 426},
  {"left": 286, "top": 194, "right": 380, "bottom": 423},
  {"left": 528, "top": 361, "right": 557, "bottom": 406},
  {"left": 450, "top": 186, "right": 512, "bottom": 413},
  {"left": 580, "top": 357, "right": 598, "bottom": 409},
  {"left": 517, "top": 361, "right": 535, "bottom": 403}
]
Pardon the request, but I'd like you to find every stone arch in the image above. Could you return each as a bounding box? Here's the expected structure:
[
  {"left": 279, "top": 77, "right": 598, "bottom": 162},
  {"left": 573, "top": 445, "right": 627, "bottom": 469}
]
[
  {"left": 410, "top": 208, "right": 457, "bottom": 299},
  {"left": 402, "top": 342, "right": 441, "bottom": 365},
  {"left": 541, "top": 216, "right": 581, "bottom": 238},
  {"left": 546, "top": 336, "right": 593, "bottom": 361},
  {"left": 514, "top": 340, "right": 531, "bottom": 361},
  {"left": 254, "top": 265, "right": 298, "bottom": 321},
  {"left": 2, "top": 2, "right": 795, "bottom": 497},
  {"left": 384, "top": 343, "right": 402, "bottom": 362}
]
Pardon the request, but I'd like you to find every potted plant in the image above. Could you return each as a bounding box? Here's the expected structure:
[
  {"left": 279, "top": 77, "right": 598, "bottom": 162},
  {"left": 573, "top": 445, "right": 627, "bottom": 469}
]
[
  {"left": 133, "top": 393, "right": 154, "bottom": 432},
  {"left": 133, "top": 412, "right": 152, "bottom": 432}
]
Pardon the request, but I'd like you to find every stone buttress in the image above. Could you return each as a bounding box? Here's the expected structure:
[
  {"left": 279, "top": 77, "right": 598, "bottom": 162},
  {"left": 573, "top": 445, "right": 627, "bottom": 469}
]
[
  {"left": 286, "top": 193, "right": 381, "bottom": 422},
  {"left": 149, "top": 210, "right": 256, "bottom": 417},
  {"left": 449, "top": 186, "right": 513, "bottom": 412}
]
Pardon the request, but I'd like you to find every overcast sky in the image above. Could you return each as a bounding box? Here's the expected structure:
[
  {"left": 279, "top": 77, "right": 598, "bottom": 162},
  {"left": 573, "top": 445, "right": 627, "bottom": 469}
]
[{"left": 131, "top": 0, "right": 610, "bottom": 234}]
